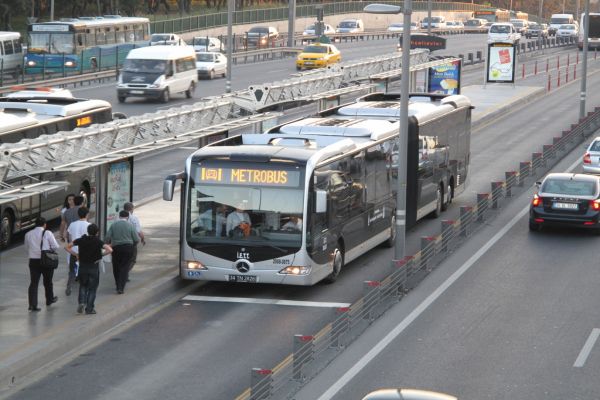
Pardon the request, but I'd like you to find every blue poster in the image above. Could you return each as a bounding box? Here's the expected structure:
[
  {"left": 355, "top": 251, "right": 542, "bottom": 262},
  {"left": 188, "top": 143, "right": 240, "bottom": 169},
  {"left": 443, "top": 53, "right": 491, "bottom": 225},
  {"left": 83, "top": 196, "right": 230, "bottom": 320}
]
[{"left": 428, "top": 60, "right": 461, "bottom": 94}]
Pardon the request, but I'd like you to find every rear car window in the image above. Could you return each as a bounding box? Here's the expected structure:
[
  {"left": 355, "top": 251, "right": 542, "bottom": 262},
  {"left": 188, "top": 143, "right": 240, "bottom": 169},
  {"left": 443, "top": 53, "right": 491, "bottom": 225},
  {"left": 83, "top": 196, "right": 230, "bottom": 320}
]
[
  {"left": 542, "top": 179, "right": 597, "bottom": 196},
  {"left": 590, "top": 140, "right": 600, "bottom": 151}
]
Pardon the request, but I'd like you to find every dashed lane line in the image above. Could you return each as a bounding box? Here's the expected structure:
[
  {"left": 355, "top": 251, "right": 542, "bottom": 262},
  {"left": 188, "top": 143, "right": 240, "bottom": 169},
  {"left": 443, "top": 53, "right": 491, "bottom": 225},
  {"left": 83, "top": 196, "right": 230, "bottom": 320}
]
[{"left": 574, "top": 328, "right": 600, "bottom": 368}]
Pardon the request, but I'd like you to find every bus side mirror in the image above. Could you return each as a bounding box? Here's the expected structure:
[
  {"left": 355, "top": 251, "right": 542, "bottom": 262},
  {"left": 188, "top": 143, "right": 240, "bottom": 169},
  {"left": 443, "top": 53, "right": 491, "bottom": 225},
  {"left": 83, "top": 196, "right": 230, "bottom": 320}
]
[
  {"left": 164, "top": 173, "right": 184, "bottom": 201},
  {"left": 316, "top": 190, "right": 327, "bottom": 213}
]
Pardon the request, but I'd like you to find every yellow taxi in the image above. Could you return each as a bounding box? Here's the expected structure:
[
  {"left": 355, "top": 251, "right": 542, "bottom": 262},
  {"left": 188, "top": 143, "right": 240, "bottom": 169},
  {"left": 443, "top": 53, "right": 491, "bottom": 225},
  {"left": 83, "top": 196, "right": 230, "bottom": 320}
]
[{"left": 296, "top": 43, "right": 341, "bottom": 70}]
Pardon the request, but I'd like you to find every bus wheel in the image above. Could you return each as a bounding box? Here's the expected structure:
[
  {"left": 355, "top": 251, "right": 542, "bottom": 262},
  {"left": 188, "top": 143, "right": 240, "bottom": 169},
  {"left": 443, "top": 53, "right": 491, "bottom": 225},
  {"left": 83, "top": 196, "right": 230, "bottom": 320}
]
[
  {"left": 185, "top": 82, "right": 195, "bottom": 98},
  {"left": 0, "top": 211, "right": 14, "bottom": 250},
  {"left": 324, "top": 247, "right": 344, "bottom": 284},
  {"left": 161, "top": 88, "right": 170, "bottom": 103},
  {"left": 431, "top": 184, "right": 443, "bottom": 218},
  {"left": 383, "top": 213, "right": 396, "bottom": 248},
  {"left": 118, "top": 96, "right": 126, "bottom": 103}
]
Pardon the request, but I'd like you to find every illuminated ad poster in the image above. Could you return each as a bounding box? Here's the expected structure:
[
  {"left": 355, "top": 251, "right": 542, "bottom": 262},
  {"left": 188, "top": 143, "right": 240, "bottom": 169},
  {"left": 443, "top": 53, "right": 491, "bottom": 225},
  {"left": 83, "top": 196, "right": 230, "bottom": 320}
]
[
  {"left": 105, "top": 158, "right": 133, "bottom": 230},
  {"left": 428, "top": 59, "right": 461, "bottom": 94},
  {"left": 487, "top": 43, "right": 516, "bottom": 83}
]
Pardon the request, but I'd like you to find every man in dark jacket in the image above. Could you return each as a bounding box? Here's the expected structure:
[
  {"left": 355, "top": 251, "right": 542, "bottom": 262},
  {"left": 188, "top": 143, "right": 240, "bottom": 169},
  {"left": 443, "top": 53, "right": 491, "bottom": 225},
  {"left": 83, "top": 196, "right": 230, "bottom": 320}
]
[{"left": 105, "top": 210, "right": 139, "bottom": 294}]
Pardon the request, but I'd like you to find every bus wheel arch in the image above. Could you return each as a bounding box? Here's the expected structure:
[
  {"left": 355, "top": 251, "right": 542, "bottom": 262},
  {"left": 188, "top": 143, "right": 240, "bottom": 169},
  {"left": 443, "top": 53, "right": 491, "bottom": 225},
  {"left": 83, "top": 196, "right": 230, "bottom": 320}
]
[
  {"left": 324, "top": 240, "right": 344, "bottom": 284},
  {"left": 431, "top": 183, "right": 443, "bottom": 218},
  {"left": 79, "top": 181, "right": 92, "bottom": 208},
  {"left": 0, "top": 208, "right": 15, "bottom": 249},
  {"left": 382, "top": 212, "right": 396, "bottom": 248}
]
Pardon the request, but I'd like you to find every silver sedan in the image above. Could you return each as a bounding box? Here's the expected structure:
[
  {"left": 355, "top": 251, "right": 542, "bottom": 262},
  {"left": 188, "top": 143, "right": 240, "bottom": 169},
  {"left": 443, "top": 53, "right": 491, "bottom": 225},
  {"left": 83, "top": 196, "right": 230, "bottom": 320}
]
[{"left": 583, "top": 137, "right": 600, "bottom": 173}]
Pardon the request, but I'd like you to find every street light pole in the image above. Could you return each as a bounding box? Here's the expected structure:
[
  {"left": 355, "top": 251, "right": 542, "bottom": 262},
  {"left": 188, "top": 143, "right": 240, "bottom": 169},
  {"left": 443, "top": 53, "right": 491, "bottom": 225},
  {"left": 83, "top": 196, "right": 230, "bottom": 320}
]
[
  {"left": 427, "top": 0, "right": 432, "bottom": 35},
  {"left": 364, "top": 2, "right": 411, "bottom": 261},
  {"left": 580, "top": 0, "right": 590, "bottom": 119},
  {"left": 226, "top": 0, "right": 233, "bottom": 94}
]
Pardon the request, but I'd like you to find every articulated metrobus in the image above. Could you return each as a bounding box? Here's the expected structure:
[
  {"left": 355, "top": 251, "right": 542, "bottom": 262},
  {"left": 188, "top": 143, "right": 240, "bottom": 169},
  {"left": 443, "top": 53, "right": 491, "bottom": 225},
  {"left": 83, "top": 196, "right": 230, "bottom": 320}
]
[
  {"left": 0, "top": 91, "right": 117, "bottom": 248},
  {"left": 25, "top": 16, "right": 150, "bottom": 74},
  {"left": 163, "top": 94, "right": 472, "bottom": 285}
]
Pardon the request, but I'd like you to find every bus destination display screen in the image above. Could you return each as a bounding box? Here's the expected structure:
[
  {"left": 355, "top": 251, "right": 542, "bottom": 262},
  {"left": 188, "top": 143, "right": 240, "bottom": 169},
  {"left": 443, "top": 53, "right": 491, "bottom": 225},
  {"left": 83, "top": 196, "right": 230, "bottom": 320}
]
[{"left": 198, "top": 166, "right": 301, "bottom": 187}]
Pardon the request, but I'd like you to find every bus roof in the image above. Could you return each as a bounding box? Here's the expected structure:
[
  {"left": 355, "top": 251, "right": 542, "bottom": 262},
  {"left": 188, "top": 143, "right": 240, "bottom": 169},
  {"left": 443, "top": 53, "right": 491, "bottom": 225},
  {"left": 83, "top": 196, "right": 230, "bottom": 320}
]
[
  {"left": 277, "top": 118, "right": 398, "bottom": 139},
  {"left": 28, "top": 16, "right": 149, "bottom": 30},
  {"left": 126, "top": 45, "right": 196, "bottom": 60}
]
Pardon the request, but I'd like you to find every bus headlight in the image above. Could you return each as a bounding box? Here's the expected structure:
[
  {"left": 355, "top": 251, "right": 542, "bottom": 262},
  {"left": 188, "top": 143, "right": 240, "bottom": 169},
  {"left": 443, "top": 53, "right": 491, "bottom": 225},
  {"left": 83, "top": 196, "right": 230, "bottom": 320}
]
[
  {"left": 65, "top": 60, "right": 76, "bottom": 67},
  {"left": 26, "top": 60, "right": 36, "bottom": 67},
  {"left": 185, "top": 261, "right": 207, "bottom": 270},
  {"left": 279, "top": 266, "right": 311, "bottom": 275}
]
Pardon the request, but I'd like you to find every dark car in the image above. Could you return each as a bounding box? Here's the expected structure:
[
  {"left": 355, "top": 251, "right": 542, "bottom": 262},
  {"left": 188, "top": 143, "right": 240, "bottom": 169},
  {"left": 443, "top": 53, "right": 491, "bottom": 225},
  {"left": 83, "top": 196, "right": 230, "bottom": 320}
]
[
  {"left": 244, "top": 26, "right": 279, "bottom": 49},
  {"left": 526, "top": 22, "right": 549, "bottom": 38},
  {"left": 529, "top": 173, "right": 600, "bottom": 232}
]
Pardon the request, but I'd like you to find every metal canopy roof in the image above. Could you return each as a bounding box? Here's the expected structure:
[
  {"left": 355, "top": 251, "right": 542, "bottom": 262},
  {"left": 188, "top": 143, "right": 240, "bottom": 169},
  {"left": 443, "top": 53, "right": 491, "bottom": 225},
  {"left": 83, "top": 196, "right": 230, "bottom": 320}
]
[{"left": 0, "top": 181, "right": 69, "bottom": 206}]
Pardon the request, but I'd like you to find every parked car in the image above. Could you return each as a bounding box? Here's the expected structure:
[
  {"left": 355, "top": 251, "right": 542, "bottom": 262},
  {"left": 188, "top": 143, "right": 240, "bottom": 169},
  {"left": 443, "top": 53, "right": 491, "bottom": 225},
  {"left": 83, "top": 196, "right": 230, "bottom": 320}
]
[
  {"left": 195, "top": 51, "right": 227, "bottom": 79},
  {"left": 303, "top": 22, "right": 335, "bottom": 36},
  {"left": 296, "top": 43, "right": 341, "bottom": 70},
  {"left": 336, "top": 19, "right": 365, "bottom": 33},
  {"left": 244, "top": 26, "right": 279, "bottom": 48},
  {"left": 529, "top": 173, "right": 600, "bottom": 232},
  {"left": 556, "top": 23, "right": 579, "bottom": 38},
  {"left": 387, "top": 21, "right": 419, "bottom": 32},
  {"left": 583, "top": 137, "right": 600, "bottom": 173},
  {"left": 150, "top": 33, "right": 184, "bottom": 46},
  {"left": 526, "top": 22, "right": 549, "bottom": 38},
  {"left": 191, "top": 36, "right": 223, "bottom": 52},
  {"left": 487, "top": 22, "right": 521, "bottom": 44}
]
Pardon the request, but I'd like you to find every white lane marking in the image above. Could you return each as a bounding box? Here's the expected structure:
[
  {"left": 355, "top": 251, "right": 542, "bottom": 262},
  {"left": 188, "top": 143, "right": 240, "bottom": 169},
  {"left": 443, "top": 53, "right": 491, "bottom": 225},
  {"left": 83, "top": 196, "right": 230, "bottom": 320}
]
[
  {"left": 179, "top": 146, "right": 198, "bottom": 150},
  {"left": 315, "top": 156, "right": 582, "bottom": 400},
  {"left": 182, "top": 295, "right": 350, "bottom": 308},
  {"left": 574, "top": 328, "right": 600, "bottom": 367}
]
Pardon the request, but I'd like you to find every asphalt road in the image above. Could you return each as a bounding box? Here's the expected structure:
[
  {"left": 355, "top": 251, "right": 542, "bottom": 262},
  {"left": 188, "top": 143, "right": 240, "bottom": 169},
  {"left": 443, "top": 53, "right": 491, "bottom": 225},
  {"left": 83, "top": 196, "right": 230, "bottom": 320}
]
[{"left": 5, "top": 36, "right": 599, "bottom": 400}]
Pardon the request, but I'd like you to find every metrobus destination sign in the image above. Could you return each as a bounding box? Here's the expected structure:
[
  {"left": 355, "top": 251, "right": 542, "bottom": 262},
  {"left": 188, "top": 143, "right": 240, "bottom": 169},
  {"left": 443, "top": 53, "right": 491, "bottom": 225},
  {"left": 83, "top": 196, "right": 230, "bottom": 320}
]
[{"left": 402, "top": 34, "right": 447, "bottom": 51}]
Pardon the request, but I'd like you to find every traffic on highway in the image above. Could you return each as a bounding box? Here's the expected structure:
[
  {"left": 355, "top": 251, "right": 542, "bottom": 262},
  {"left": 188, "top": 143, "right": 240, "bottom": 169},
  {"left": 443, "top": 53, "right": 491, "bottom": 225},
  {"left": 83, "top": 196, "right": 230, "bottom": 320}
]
[{"left": 2, "top": 5, "right": 600, "bottom": 400}]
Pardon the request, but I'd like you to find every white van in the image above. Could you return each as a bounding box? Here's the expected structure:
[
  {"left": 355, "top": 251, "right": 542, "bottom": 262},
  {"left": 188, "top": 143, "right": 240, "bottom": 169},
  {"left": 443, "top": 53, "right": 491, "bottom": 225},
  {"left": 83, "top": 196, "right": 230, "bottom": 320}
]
[
  {"left": 549, "top": 13, "right": 575, "bottom": 36},
  {"left": 117, "top": 45, "right": 198, "bottom": 103},
  {"left": 0, "top": 32, "right": 24, "bottom": 75}
]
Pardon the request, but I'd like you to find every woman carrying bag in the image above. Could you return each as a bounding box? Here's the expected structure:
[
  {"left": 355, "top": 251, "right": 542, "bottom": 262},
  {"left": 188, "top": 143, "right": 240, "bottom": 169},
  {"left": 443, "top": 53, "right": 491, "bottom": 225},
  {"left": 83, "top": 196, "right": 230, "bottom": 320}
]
[{"left": 24, "top": 217, "right": 59, "bottom": 312}]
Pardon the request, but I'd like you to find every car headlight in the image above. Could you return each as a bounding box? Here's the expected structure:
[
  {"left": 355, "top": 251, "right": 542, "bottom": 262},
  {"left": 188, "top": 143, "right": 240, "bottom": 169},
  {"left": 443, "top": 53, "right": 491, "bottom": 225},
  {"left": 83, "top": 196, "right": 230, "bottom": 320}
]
[
  {"left": 64, "top": 60, "right": 75, "bottom": 67},
  {"left": 150, "top": 75, "right": 165, "bottom": 88},
  {"left": 26, "top": 60, "right": 36, "bottom": 67},
  {"left": 279, "top": 266, "right": 311, "bottom": 275},
  {"left": 185, "top": 260, "right": 207, "bottom": 270}
]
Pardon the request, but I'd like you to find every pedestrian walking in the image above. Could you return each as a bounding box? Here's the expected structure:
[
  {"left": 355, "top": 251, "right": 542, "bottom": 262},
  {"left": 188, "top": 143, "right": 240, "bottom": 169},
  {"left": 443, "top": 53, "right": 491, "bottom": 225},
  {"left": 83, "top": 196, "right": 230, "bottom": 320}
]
[
  {"left": 105, "top": 210, "right": 139, "bottom": 294},
  {"left": 24, "top": 217, "right": 59, "bottom": 312},
  {"left": 62, "top": 195, "right": 84, "bottom": 295},
  {"left": 123, "top": 202, "right": 146, "bottom": 277},
  {"left": 65, "top": 207, "right": 90, "bottom": 296},
  {"left": 58, "top": 193, "right": 75, "bottom": 242},
  {"left": 67, "top": 224, "right": 112, "bottom": 315}
]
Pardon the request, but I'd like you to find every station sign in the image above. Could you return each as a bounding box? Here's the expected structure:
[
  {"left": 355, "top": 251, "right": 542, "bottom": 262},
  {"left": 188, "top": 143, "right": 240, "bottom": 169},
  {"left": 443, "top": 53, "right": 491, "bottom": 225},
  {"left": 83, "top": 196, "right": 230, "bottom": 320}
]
[
  {"left": 401, "top": 34, "right": 447, "bottom": 51},
  {"left": 486, "top": 42, "right": 516, "bottom": 83}
]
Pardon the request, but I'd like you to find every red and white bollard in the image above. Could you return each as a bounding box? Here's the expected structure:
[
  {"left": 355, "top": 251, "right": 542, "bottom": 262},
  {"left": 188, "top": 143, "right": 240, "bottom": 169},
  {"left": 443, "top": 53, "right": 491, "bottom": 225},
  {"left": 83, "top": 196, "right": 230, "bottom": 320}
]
[
  {"left": 566, "top": 65, "right": 569, "bottom": 83},
  {"left": 534, "top": 60, "right": 538, "bottom": 75},
  {"left": 522, "top": 63, "right": 525, "bottom": 79},
  {"left": 546, "top": 58, "right": 549, "bottom": 73}
]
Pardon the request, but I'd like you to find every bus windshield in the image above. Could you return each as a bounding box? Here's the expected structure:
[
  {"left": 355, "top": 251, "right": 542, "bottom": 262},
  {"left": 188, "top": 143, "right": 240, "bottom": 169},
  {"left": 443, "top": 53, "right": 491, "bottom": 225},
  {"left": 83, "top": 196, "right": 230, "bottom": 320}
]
[
  {"left": 28, "top": 33, "right": 75, "bottom": 54},
  {"left": 187, "top": 163, "right": 304, "bottom": 248}
]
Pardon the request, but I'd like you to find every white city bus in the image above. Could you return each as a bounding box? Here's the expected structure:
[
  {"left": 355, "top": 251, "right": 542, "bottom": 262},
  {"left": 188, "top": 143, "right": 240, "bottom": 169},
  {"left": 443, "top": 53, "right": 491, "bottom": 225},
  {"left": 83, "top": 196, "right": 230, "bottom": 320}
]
[{"left": 163, "top": 94, "right": 472, "bottom": 285}]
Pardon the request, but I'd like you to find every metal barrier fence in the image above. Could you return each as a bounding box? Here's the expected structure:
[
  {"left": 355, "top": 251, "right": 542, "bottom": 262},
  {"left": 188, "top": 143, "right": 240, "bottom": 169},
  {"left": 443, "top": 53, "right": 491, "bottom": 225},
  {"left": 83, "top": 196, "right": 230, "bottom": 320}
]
[
  {"left": 234, "top": 106, "right": 600, "bottom": 400},
  {"left": 150, "top": 1, "right": 486, "bottom": 34}
]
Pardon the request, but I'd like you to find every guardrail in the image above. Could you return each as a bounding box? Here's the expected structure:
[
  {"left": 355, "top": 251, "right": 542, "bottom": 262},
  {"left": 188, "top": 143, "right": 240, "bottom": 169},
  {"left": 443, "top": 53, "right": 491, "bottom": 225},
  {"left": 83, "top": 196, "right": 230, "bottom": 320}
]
[
  {"left": 233, "top": 91, "right": 600, "bottom": 400},
  {"left": 150, "top": 1, "right": 486, "bottom": 34}
]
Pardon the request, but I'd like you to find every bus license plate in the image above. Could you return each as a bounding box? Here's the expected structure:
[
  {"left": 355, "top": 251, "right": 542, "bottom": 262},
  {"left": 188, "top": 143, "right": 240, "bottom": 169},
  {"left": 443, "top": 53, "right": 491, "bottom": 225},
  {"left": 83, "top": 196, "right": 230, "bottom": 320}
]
[
  {"left": 228, "top": 275, "right": 257, "bottom": 283},
  {"left": 553, "top": 202, "right": 578, "bottom": 210}
]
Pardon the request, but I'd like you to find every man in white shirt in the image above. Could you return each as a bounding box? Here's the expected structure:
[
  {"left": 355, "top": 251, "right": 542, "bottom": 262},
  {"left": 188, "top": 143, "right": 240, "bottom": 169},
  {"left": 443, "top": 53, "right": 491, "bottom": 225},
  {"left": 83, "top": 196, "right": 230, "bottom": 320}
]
[
  {"left": 24, "top": 217, "right": 60, "bottom": 311},
  {"left": 66, "top": 207, "right": 90, "bottom": 296},
  {"left": 226, "top": 202, "right": 251, "bottom": 238}
]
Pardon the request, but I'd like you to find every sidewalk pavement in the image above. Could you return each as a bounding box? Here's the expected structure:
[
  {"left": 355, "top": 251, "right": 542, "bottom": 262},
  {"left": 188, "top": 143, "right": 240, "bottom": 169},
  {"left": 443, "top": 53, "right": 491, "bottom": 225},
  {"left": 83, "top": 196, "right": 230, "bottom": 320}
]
[{"left": 0, "top": 84, "right": 545, "bottom": 394}]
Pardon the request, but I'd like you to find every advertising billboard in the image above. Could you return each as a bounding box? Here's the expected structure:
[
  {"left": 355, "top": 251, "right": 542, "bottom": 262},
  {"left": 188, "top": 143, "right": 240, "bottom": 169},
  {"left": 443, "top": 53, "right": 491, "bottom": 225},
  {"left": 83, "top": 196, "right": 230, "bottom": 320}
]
[
  {"left": 486, "top": 42, "right": 516, "bottom": 83},
  {"left": 428, "top": 59, "right": 461, "bottom": 94},
  {"left": 105, "top": 158, "right": 133, "bottom": 230}
]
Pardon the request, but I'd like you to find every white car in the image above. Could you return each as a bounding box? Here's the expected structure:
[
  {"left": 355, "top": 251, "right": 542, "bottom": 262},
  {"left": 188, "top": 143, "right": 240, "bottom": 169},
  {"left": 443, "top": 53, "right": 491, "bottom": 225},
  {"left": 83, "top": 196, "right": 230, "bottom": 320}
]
[
  {"left": 556, "top": 23, "right": 578, "bottom": 38},
  {"left": 446, "top": 21, "right": 464, "bottom": 30},
  {"left": 150, "top": 33, "right": 183, "bottom": 46},
  {"left": 195, "top": 51, "right": 227, "bottom": 79},
  {"left": 387, "top": 21, "right": 419, "bottom": 32},
  {"left": 191, "top": 36, "right": 223, "bottom": 52},
  {"left": 336, "top": 19, "right": 365, "bottom": 33},
  {"left": 303, "top": 23, "right": 335, "bottom": 36},
  {"left": 487, "top": 22, "right": 521, "bottom": 44}
]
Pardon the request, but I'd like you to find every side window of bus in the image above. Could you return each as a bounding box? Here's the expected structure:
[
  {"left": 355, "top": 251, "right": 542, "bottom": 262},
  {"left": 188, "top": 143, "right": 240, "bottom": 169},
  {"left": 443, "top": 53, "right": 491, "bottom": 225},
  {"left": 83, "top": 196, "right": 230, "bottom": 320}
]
[
  {"left": 116, "top": 29, "right": 125, "bottom": 43},
  {"left": 3, "top": 40, "right": 13, "bottom": 55},
  {"left": 76, "top": 34, "right": 84, "bottom": 47},
  {"left": 134, "top": 25, "right": 144, "bottom": 41},
  {"left": 86, "top": 30, "right": 95, "bottom": 47},
  {"left": 96, "top": 29, "right": 106, "bottom": 45},
  {"left": 0, "top": 41, "right": 4, "bottom": 55},
  {"left": 105, "top": 27, "right": 116, "bottom": 45}
]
